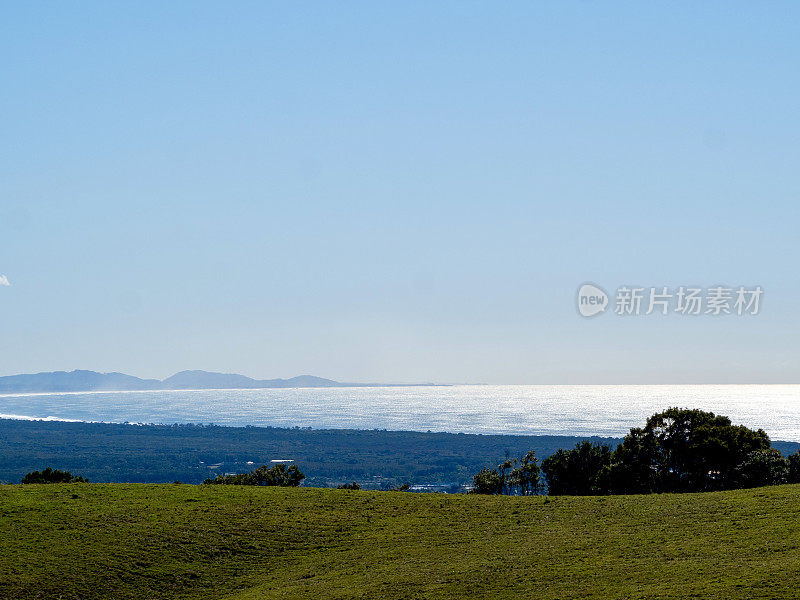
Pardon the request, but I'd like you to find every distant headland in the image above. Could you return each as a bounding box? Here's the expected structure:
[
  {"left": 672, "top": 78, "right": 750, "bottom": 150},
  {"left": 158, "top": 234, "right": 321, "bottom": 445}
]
[{"left": 0, "top": 370, "right": 445, "bottom": 394}]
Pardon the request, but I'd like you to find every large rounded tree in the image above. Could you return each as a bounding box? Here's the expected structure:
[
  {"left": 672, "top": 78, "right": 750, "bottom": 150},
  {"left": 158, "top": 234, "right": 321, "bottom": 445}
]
[{"left": 608, "top": 408, "right": 770, "bottom": 493}]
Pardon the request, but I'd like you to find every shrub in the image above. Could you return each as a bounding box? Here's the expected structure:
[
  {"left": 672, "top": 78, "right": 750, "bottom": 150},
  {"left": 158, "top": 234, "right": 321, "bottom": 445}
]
[
  {"left": 22, "top": 468, "right": 88, "bottom": 484},
  {"left": 337, "top": 482, "right": 361, "bottom": 490},
  {"left": 204, "top": 464, "right": 305, "bottom": 486}
]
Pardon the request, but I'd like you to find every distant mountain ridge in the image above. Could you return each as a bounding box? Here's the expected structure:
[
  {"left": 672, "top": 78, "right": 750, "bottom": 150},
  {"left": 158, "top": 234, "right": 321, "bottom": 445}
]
[
  {"left": 0, "top": 370, "right": 344, "bottom": 393},
  {"left": 161, "top": 371, "right": 340, "bottom": 390}
]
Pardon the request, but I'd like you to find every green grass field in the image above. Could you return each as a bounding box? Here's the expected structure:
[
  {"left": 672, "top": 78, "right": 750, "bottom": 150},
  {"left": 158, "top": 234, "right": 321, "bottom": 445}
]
[{"left": 2, "top": 484, "right": 800, "bottom": 599}]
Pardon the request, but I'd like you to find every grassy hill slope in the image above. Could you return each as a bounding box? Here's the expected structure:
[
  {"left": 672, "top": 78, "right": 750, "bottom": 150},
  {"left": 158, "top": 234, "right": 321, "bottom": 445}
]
[{"left": 2, "top": 484, "right": 800, "bottom": 599}]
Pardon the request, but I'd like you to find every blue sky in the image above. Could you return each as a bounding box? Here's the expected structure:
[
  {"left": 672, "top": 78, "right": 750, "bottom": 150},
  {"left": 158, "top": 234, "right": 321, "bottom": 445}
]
[{"left": 1, "top": 2, "right": 798, "bottom": 383}]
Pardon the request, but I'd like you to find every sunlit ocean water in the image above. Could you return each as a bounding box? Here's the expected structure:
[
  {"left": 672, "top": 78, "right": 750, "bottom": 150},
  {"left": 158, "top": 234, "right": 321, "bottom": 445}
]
[{"left": 2, "top": 385, "right": 800, "bottom": 441}]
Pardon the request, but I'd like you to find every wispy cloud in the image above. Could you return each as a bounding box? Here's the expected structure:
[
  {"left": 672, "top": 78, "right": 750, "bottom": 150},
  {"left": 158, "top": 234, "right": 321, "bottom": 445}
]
[{"left": 0, "top": 275, "right": 10, "bottom": 286}]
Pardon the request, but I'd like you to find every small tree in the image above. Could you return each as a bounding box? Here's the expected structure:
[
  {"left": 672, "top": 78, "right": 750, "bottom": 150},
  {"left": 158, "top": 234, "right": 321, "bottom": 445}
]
[
  {"left": 509, "top": 450, "right": 541, "bottom": 496},
  {"left": 497, "top": 457, "right": 513, "bottom": 495},
  {"left": 471, "top": 467, "right": 503, "bottom": 494}
]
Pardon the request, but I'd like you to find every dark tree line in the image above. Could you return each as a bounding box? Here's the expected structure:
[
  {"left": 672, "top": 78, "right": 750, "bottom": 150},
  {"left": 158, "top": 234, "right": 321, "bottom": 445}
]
[{"left": 474, "top": 408, "right": 800, "bottom": 496}]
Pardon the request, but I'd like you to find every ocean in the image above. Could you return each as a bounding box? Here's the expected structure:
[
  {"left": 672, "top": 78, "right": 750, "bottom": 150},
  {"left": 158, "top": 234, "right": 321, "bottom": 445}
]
[{"left": 2, "top": 384, "right": 800, "bottom": 441}]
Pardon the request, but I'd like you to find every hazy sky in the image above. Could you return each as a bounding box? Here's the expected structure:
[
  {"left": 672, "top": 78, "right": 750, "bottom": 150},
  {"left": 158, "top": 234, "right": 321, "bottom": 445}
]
[{"left": 2, "top": 2, "right": 799, "bottom": 383}]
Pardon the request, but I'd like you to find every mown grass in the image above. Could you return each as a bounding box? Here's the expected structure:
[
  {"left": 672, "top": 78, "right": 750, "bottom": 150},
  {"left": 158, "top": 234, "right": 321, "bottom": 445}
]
[{"left": 2, "top": 484, "right": 800, "bottom": 599}]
